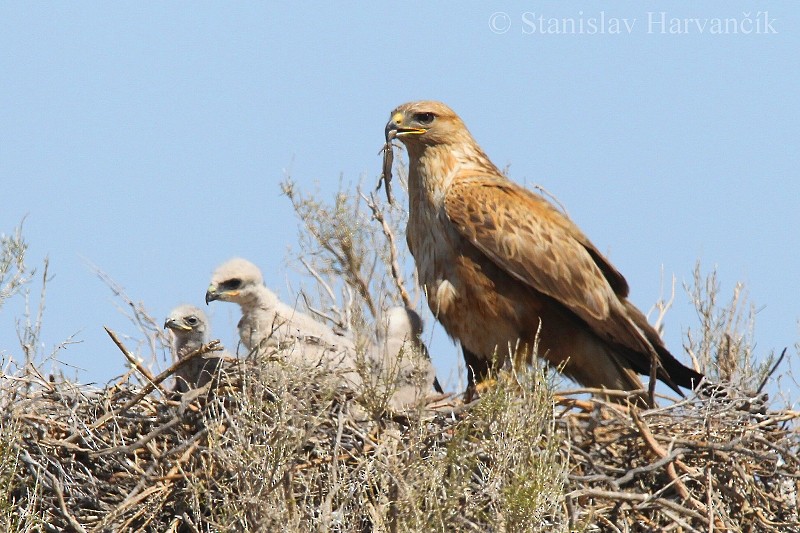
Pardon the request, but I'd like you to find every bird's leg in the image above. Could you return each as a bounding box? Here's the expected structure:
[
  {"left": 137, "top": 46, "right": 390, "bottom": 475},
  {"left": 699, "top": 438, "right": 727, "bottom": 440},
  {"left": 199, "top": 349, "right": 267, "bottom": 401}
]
[
  {"left": 432, "top": 375, "right": 444, "bottom": 394},
  {"left": 463, "top": 346, "right": 501, "bottom": 402},
  {"left": 470, "top": 371, "right": 531, "bottom": 401},
  {"left": 463, "top": 346, "right": 482, "bottom": 401}
]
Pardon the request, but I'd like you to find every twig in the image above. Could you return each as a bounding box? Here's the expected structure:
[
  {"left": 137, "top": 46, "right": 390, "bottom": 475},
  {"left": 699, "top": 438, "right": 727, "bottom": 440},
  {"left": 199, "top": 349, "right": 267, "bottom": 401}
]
[
  {"left": 105, "top": 327, "right": 168, "bottom": 396},
  {"left": 613, "top": 447, "right": 693, "bottom": 486},
  {"left": 18, "top": 448, "right": 88, "bottom": 533},
  {"left": 90, "top": 416, "right": 182, "bottom": 457},
  {"left": 299, "top": 257, "right": 338, "bottom": 305},
  {"left": 532, "top": 184, "right": 570, "bottom": 218},
  {"left": 758, "top": 347, "right": 788, "bottom": 394},
  {"left": 64, "top": 339, "right": 221, "bottom": 443},
  {"left": 632, "top": 409, "right": 707, "bottom": 516},
  {"left": 647, "top": 347, "right": 659, "bottom": 408},
  {"left": 566, "top": 488, "right": 709, "bottom": 523},
  {"left": 362, "top": 191, "right": 411, "bottom": 309}
]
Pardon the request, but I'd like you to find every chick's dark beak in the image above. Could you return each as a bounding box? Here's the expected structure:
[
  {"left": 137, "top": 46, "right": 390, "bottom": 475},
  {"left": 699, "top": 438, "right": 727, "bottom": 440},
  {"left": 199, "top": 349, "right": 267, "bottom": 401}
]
[
  {"left": 205, "top": 288, "right": 218, "bottom": 305},
  {"left": 164, "top": 318, "right": 183, "bottom": 331}
]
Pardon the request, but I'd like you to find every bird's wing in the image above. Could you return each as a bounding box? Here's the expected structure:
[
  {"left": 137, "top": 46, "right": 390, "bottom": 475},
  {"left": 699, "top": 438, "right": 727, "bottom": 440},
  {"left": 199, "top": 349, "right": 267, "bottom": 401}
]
[
  {"left": 444, "top": 174, "right": 634, "bottom": 335},
  {"left": 277, "top": 302, "right": 353, "bottom": 346}
]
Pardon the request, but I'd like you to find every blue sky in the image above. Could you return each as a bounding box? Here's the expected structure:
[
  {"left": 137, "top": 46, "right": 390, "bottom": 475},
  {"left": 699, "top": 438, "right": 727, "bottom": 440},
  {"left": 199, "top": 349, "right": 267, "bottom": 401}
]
[{"left": 1, "top": 3, "right": 797, "bottom": 398}]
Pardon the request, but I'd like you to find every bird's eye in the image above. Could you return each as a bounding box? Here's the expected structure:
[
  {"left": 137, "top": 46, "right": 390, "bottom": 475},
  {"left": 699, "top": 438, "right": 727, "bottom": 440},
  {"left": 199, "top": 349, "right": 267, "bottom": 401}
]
[
  {"left": 223, "top": 278, "right": 242, "bottom": 290},
  {"left": 415, "top": 112, "right": 435, "bottom": 125},
  {"left": 185, "top": 316, "right": 198, "bottom": 326}
]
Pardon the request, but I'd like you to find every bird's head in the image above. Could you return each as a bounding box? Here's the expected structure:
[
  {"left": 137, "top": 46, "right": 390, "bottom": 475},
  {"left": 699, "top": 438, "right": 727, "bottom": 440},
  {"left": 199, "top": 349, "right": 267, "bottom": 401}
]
[
  {"left": 381, "top": 306, "right": 424, "bottom": 341},
  {"left": 385, "top": 101, "right": 468, "bottom": 150},
  {"left": 376, "top": 307, "right": 424, "bottom": 354},
  {"left": 205, "top": 257, "right": 265, "bottom": 306},
  {"left": 164, "top": 304, "right": 208, "bottom": 338}
]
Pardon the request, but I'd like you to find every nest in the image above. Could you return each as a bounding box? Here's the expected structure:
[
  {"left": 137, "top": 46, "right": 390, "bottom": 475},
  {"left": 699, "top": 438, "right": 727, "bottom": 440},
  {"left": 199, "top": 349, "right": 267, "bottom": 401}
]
[
  {"left": 558, "top": 389, "right": 799, "bottom": 531},
  {"left": 3, "top": 338, "right": 799, "bottom": 532}
]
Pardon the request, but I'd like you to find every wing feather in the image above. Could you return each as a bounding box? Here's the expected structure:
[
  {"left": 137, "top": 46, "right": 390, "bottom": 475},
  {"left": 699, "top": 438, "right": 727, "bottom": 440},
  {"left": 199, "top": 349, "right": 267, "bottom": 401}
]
[{"left": 445, "top": 174, "right": 628, "bottom": 328}]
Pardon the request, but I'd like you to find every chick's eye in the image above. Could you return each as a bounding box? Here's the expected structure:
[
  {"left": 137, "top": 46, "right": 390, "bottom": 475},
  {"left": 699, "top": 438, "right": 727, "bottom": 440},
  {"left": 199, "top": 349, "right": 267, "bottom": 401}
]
[
  {"left": 186, "top": 316, "right": 198, "bottom": 326},
  {"left": 223, "top": 278, "right": 242, "bottom": 290},
  {"left": 415, "top": 112, "right": 435, "bottom": 125}
]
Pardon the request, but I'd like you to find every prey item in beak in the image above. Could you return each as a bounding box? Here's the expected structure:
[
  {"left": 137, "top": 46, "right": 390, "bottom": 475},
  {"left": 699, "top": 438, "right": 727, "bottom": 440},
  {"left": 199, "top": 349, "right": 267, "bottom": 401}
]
[
  {"left": 378, "top": 128, "right": 396, "bottom": 204},
  {"left": 379, "top": 111, "right": 429, "bottom": 204}
]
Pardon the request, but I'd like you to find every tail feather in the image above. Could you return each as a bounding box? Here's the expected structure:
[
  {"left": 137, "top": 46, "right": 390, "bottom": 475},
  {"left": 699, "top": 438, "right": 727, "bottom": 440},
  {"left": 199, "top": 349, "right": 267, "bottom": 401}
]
[{"left": 623, "top": 301, "right": 705, "bottom": 392}]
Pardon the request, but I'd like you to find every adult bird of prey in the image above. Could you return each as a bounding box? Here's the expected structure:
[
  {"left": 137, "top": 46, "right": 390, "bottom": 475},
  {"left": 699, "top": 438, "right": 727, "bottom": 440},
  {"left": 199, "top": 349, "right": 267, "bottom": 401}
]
[
  {"left": 373, "top": 307, "right": 444, "bottom": 409},
  {"left": 383, "top": 101, "right": 704, "bottom": 402},
  {"left": 205, "top": 258, "right": 365, "bottom": 388},
  {"left": 164, "top": 304, "right": 223, "bottom": 393}
]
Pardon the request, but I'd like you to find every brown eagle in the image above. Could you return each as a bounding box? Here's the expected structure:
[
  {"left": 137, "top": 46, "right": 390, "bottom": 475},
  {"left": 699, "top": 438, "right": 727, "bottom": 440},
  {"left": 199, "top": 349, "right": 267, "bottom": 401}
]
[{"left": 384, "top": 101, "right": 703, "bottom": 401}]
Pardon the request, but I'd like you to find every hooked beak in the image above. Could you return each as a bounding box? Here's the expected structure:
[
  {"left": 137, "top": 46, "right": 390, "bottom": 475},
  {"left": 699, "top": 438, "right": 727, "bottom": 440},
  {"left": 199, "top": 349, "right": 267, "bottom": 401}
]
[
  {"left": 205, "top": 286, "right": 220, "bottom": 305},
  {"left": 164, "top": 318, "right": 191, "bottom": 331},
  {"left": 385, "top": 111, "right": 426, "bottom": 142},
  {"left": 205, "top": 285, "right": 238, "bottom": 304}
]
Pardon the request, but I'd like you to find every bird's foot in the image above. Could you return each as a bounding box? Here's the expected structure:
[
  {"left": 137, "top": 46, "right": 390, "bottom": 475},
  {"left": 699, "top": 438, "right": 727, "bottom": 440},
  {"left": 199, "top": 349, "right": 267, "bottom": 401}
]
[
  {"left": 473, "top": 377, "right": 498, "bottom": 401},
  {"left": 464, "top": 372, "right": 530, "bottom": 402},
  {"left": 464, "top": 377, "right": 498, "bottom": 403}
]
